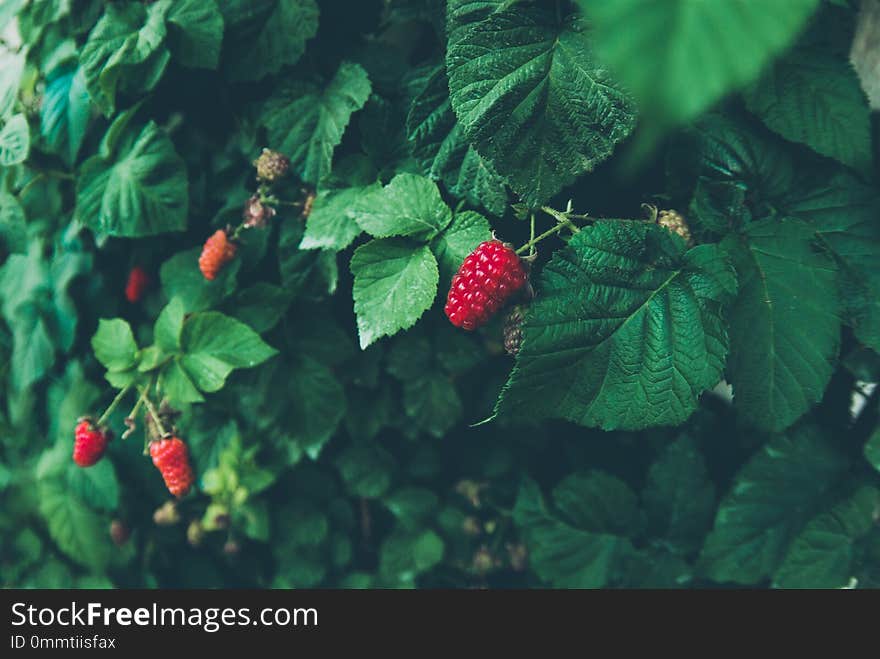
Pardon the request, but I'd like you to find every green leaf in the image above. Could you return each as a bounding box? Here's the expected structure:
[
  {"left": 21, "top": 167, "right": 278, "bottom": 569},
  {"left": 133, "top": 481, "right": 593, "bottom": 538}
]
[
  {"left": 180, "top": 311, "right": 277, "bottom": 392},
  {"left": 866, "top": 428, "right": 880, "bottom": 475},
  {"left": 430, "top": 210, "right": 492, "bottom": 288},
  {"left": 677, "top": 116, "right": 880, "bottom": 353},
  {"left": 402, "top": 372, "right": 462, "bottom": 438},
  {"left": 496, "top": 221, "right": 736, "bottom": 430},
  {"left": 10, "top": 308, "right": 55, "bottom": 391},
  {"left": 300, "top": 183, "right": 379, "bottom": 252},
  {"left": 91, "top": 318, "right": 138, "bottom": 372},
  {"left": 40, "top": 66, "right": 91, "bottom": 165},
  {"left": 788, "top": 174, "right": 880, "bottom": 354},
  {"left": 160, "top": 247, "right": 240, "bottom": 312},
  {"left": 513, "top": 478, "right": 632, "bottom": 588},
  {"left": 643, "top": 435, "right": 715, "bottom": 554},
  {"left": 553, "top": 471, "right": 642, "bottom": 538},
  {"left": 774, "top": 486, "right": 880, "bottom": 588},
  {"left": 722, "top": 219, "right": 839, "bottom": 432},
  {"left": 76, "top": 120, "right": 189, "bottom": 237},
  {"left": 0, "top": 191, "right": 27, "bottom": 254},
  {"left": 262, "top": 61, "right": 371, "bottom": 185},
  {"left": 336, "top": 441, "right": 396, "bottom": 499},
  {"left": 351, "top": 173, "right": 452, "bottom": 239},
  {"left": 699, "top": 425, "right": 848, "bottom": 585},
  {"left": 744, "top": 48, "right": 871, "bottom": 172},
  {"left": 154, "top": 297, "right": 186, "bottom": 353},
  {"left": 67, "top": 460, "right": 119, "bottom": 512},
  {"left": 584, "top": 0, "right": 819, "bottom": 132},
  {"left": 159, "top": 358, "right": 205, "bottom": 405},
  {"left": 38, "top": 479, "right": 111, "bottom": 570},
  {"left": 225, "top": 283, "right": 291, "bottom": 333},
  {"left": 446, "top": 2, "right": 636, "bottom": 207},
  {"left": 379, "top": 529, "right": 444, "bottom": 584},
  {"left": 166, "top": 0, "right": 225, "bottom": 69},
  {"left": 0, "top": 51, "right": 24, "bottom": 120},
  {"left": 406, "top": 65, "right": 507, "bottom": 215},
  {"left": 0, "top": 114, "right": 30, "bottom": 166},
  {"left": 351, "top": 239, "right": 439, "bottom": 349},
  {"left": 220, "top": 0, "right": 318, "bottom": 82},
  {"left": 383, "top": 488, "right": 440, "bottom": 529},
  {"left": 282, "top": 356, "right": 345, "bottom": 459},
  {"left": 78, "top": 1, "right": 170, "bottom": 116}
]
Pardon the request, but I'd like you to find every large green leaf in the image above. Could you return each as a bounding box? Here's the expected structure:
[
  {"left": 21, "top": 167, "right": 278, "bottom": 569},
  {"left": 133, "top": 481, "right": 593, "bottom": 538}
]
[
  {"left": 744, "top": 48, "right": 871, "bottom": 172},
  {"left": 699, "top": 425, "right": 847, "bottom": 585},
  {"left": 0, "top": 51, "right": 24, "bottom": 120},
  {"left": 402, "top": 372, "right": 463, "bottom": 438},
  {"left": 446, "top": 1, "right": 636, "bottom": 207},
  {"left": 40, "top": 66, "right": 91, "bottom": 165},
  {"left": 643, "top": 434, "right": 715, "bottom": 554},
  {"left": 179, "top": 311, "right": 278, "bottom": 393},
  {"left": 0, "top": 191, "right": 27, "bottom": 254},
  {"left": 406, "top": 65, "right": 507, "bottom": 215},
  {"left": 553, "top": 471, "right": 642, "bottom": 539},
  {"left": 91, "top": 318, "right": 138, "bottom": 372},
  {"left": 38, "top": 479, "right": 111, "bottom": 570},
  {"left": 774, "top": 486, "right": 880, "bottom": 589},
  {"left": 262, "top": 61, "right": 371, "bottom": 185},
  {"left": 220, "top": 0, "right": 318, "bottom": 82},
  {"left": 678, "top": 115, "right": 880, "bottom": 353},
  {"left": 0, "top": 114, "right": 30, "bottom": 166},
  {"left": 76, "top": 120, "right": 188, "bottom": 237},
  {"left": 300, "top": 183, "right": 379, "bottom": 252},
  {"left": 513, "top": 478, "right": 632, "bottom": 588},
  {"left": 351, "top": 173, "right": 452, "bottom": 240},
  {"left": 166, "top": 0, "right": 225, "bottom": 69},
  {"left": 350, "top": 240, "right": 439, "bottom": 349},
  {"left": 78, "top": 1, "right": 170, "bottom": 116},
  {"left": 496, "top": 221, "right": 736, "bottom": 430},
  {"left": 584, "top": 0, "right": 819, "bottom": 131},
  {"left": 722, "top": 219, "right": 839, "bottom": 432}
]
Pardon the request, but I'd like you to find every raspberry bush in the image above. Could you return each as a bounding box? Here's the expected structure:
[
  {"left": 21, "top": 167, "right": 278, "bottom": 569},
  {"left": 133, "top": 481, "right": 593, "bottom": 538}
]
[{"left": 1, "top": 0, "right": 879, "bottom": 589}]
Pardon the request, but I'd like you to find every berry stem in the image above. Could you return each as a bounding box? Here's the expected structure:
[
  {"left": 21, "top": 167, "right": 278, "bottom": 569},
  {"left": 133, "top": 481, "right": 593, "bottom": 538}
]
[
  {"left": 515, "top": 221, "right": 572, "bottom": 255},
  {"left": 528, "top": 212, "right": 536, "bottom": 258},
  {"left": 96, "top": 384, "right": 134, "bottom": 427},
  {"left": 140, "top": 385, "right": 170, "bottom": 440}
]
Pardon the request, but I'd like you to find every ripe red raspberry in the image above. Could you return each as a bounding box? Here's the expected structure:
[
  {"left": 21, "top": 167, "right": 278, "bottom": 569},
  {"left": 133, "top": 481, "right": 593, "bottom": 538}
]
[
  {"left": 198, "top": 229, "right": 237, "bottom": 281},
  {"left": 150, "top": 437, "right": 195, "bottom": 498},
  {"left": 445, "top": 240, "right": 527, "bottom": 330},
  {"left": 124, "top": 266, "right": 149, "bottom": 303},
  {"left": 73, "top": 419, "right": 109, "bottom": 467}
]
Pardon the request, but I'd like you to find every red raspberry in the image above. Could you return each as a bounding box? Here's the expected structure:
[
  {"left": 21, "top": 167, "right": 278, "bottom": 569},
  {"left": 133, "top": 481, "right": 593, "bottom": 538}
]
[
  {"left": 124, "top": 266, "right": 149, "bottom": 303},
  {"left": 198, "top": 229, "right": 237, "bottom": 281},
  {"left": 444, "top": 240, "right": 527, "bottom": 330},
  {"left": 73, "top": 419, "right": 109, "bottom": 467},
  {"left": 150, "top": 436, "right": 195, "bottom": 498}
]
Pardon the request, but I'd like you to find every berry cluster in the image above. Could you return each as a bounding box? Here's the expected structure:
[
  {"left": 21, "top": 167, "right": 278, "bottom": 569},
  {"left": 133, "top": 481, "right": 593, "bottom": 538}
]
[
  {"left": 445, "top": 240, "right": 528, "bottom": 330},
  {"left": 73, "top": 395, "right": 195, "bottom": 499}
]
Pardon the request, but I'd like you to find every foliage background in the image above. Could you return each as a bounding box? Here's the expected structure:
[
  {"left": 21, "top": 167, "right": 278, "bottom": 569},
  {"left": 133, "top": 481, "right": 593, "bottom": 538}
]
[{"left": 1, "top": 0, "right": 879, "bottom": 589}]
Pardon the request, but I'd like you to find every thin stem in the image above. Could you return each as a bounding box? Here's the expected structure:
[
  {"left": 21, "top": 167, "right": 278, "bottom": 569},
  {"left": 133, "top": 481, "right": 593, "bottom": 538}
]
[
  {"left": 17, "top": 173, "right": 45, "bottom": 199},
  {"left": 515, "top": 221, "right": 571, "bottom": 255},
  {"left": 529, "top": 212, "right": 536, "bottom": 258},
  {"left": 541, "top": 205, "right": 581, "bottom": 232},
  {"left": 140, "top": 386, "right": 170, "bottom": 439},
  {"left": 96, "top": 384, "right": 133, "bottom": 427}
]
